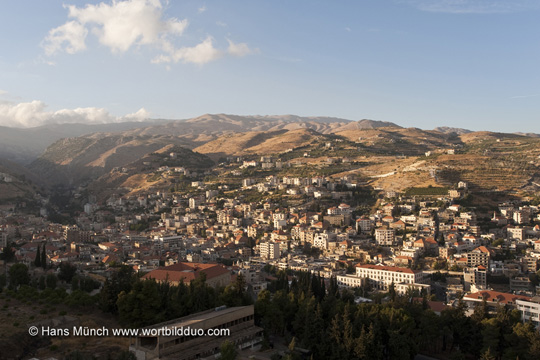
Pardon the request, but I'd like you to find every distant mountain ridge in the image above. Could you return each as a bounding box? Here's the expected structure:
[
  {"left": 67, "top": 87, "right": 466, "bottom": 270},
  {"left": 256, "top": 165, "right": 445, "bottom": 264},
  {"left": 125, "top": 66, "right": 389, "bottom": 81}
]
[
  {"left": 0, "top": 114, "right": 397, "bottom": 164},
  {"left": 2, "top": 112, "right": 540, "bottom": 193},
  {"left": 433, "top": 126, "right": 472, "bottom": 135},
  {"left": 0, "top": 119, "right": 174, "bottom": 164}
]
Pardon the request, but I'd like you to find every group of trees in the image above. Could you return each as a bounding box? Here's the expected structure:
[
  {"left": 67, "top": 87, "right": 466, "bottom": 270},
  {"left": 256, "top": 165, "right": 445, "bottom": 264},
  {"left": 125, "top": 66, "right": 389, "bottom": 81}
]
[
  {"left": 34, "top": 243, "right": 48, "bottom": 269},
  {"left": 2, "top": 258, "right": 101, "bottom": 308},
  {"left": 255, "top": 270, "right": 540, "bottom": 360},
  {"left": 4, "top": 252, "right": 540, "bottom": 359},
  {"left": 100, "top": 265, "right": 252, "bottom": 328}
]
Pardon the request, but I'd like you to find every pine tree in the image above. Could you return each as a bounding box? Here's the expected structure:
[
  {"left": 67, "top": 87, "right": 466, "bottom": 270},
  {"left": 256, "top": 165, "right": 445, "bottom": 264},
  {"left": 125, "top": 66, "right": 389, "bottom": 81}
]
[{"left": 34, "top": 244, "right": 41, "bottom": 268}]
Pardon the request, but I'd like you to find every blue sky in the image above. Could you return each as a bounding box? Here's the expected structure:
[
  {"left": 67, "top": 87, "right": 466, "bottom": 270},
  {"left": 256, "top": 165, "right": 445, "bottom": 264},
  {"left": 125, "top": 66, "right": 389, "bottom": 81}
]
[{"left": 0, "top": 0, "right": 539, "bottom": 132}]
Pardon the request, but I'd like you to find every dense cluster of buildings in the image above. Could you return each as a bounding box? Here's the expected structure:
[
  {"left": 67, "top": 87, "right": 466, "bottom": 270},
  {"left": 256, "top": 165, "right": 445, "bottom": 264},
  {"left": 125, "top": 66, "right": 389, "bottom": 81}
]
[{"left": 2, "top": 160, "right": 540, "bottom": 330}]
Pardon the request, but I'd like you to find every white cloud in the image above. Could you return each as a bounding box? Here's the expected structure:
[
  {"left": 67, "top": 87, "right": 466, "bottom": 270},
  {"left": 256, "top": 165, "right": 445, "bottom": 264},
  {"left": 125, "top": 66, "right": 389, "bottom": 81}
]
[
  {"left": 152, "top": 36, "right": 223, "bottom": 65},
  {"left": 42, "top": 0, "right": 188, "bottom": 54},
  {"left": 198, "top": 5, "right": 207, "bottom": 13},
  {"left": 42, "top": 20, "right": 88, "bottom": 55},
  {"left": 0, "top": 100, "right": 150, "bottom": 128},
  {"left": 227, "top": 39, "right": 255, "bottom": 57},
  {"left": 42, "top": 0, "right": 256, "bottom": 66},
  {"left": 510, "top": 94, "right": 540, "bottom": 99},
  {"left": 403, "top": 0, "right": 539, "bottom": 14}
]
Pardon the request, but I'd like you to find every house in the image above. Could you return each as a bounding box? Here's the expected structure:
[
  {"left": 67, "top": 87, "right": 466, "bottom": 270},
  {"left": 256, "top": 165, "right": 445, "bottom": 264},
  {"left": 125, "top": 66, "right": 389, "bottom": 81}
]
[
  {"left": 142, "top": 262, "right": 231, "bottom": 288},
  {"left": 463, "top": 290, "right": 531, "bottom": 312}
]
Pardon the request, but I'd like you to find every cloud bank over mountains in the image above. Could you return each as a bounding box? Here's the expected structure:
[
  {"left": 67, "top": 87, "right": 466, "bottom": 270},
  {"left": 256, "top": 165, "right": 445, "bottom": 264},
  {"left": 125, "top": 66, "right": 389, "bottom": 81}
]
[
  {"left": 42, "top": 0, "right": 254, "bottom": 65},
  {"left": 0, "top": 100, "right": 149, "bottom": 128}
]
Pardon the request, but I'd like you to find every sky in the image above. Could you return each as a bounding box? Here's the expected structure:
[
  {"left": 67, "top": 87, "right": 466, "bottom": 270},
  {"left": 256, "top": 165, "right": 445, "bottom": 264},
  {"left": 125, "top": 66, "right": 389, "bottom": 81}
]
[{"left": 0, "top": 0, "right": 539, "bottom": 132}]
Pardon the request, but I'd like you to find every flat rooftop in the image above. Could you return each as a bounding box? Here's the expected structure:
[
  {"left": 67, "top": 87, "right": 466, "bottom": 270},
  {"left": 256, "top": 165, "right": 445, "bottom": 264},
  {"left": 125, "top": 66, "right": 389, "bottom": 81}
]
[{"left": 141, "top": 306, "right": 252, "bottom": 332}]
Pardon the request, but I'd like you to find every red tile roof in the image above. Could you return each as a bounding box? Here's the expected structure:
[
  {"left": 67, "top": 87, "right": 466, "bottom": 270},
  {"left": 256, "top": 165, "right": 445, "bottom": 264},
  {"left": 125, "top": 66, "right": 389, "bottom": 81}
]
[
  {"left": 464, "top": 290, "right": 531, "bottom": 305},
  {"left": 357, "top": 264, "right": 419, "bottom": 274},
  {"left": 142, "top": 262, "right": 230, "bottom": 284}
]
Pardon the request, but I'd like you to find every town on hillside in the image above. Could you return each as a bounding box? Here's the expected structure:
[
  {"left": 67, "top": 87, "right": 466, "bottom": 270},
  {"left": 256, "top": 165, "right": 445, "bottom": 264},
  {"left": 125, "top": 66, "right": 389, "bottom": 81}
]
[{"left": 2, "top": 152, "right": 540, "bottom": 359}]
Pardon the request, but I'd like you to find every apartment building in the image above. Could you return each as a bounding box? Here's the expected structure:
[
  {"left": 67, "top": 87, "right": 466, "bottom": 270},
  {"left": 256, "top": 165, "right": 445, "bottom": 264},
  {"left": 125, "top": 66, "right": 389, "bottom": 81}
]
[
  {"left": 375, "top": 227, "right": 395, "bottom": 246},
  {"left": 516, "top": 296, "right": 540, "bottom": 329},
  {"left": 259, "top": 242, "right": 280, "bottom": 260}
]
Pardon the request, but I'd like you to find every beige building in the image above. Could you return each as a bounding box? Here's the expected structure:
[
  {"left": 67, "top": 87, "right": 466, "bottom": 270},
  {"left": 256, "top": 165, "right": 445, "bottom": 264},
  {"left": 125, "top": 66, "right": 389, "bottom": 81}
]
[
  {"left": 463, "top": 265, "right": 487, "bottom": 292},
  {"left": 129, "top": 306, "right": 263, "bottom": 360},
  {"left": 259, "top": 242, "right": 280, "bottom": 260},
  {"left": 466, "top": 246, "right": 491, "bottom": 267},
  {"left": 142, "top": 262, "right": 231, "bottom": 288},
  {"left": 375, "top": 227, "right": 395, "bottom": 246},
  {"left": 516, "top": 296, "right": 540, "bottom": 329},
  {"left": 353, "top": 264, "right": 428, "bottom": 294}
]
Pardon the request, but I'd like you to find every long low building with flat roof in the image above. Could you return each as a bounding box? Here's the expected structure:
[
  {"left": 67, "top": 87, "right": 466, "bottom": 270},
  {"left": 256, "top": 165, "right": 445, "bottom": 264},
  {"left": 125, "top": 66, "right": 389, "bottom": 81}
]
[{"left": 129, "top": 305, "right": 263, "bottom": 360}]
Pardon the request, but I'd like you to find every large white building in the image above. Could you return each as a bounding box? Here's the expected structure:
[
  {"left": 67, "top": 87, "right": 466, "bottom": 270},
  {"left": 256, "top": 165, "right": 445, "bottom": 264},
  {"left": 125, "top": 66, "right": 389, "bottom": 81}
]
[{"left": 337, "top": 264, "right": 429, "bottom": 295}]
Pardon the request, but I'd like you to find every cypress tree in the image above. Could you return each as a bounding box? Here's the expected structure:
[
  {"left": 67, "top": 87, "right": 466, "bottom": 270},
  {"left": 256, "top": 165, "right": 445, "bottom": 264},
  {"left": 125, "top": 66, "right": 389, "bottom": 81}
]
[
  {"left": 34, "top": 245, "right": 41, "bottom": 268},
  {"left": 41, "top": 244, "right": 47, "bottom": 269}
]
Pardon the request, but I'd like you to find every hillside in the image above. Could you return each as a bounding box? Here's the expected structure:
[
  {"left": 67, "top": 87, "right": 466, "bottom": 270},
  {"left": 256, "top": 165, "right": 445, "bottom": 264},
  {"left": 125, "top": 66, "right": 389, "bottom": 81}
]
[
  {"left": 0, "top": 120, "right": 172, "bottom": 164},
  {"left": 0, "top": 158, "right": 40, "bottom": 203},
  {"left": 28, "top": 134, "right": 209, "bottom": 185},
  {"left": 0, "top": 113, "right": 536, "bottom": 197},
  {"left": 194, "top": 128, "right": 327, "bottom": 160},
  {"left": 336, "top": 127, "right": 461, "bottom": 155},
  {"left": 87, "top": 145, "right": 213, "bottom": 198}
]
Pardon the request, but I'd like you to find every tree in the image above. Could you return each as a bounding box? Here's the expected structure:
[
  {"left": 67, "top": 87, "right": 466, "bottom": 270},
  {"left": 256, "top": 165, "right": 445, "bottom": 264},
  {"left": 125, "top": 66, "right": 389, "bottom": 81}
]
[
  {"left": 46, "top": 273, "right": 57, "bottom": 289},
  {"left": 388, "top": 282, "right": 396, "bottom": 302},
  {"left": 34, "top": 245, "right": 41, "bottom": 268},
  {"left": 41, "top": 245, "right": 47, "bottom": 269},
  {"left": 1, "top": 241, "right": 16, "bottom": 262},
  {"left": 58, "top": 262, "right": 77, "bottom": 283},
  {"left": 1, "top": 241, "right": 16, "bottom": 263},
  {"left": 219, "top": 340, "right": 238, "bottom": 360},
  {"left": 100, "top": 265, "right": 135, "bottom": 314},
  {"left": 9, "top": 263, "right": 30, "bottom": 288},
  {"left": 480, "top": 347, "right": 496, "bottom": 360},
  {"left": 72, "top": 276, "right": 80, "bottom": 291}
]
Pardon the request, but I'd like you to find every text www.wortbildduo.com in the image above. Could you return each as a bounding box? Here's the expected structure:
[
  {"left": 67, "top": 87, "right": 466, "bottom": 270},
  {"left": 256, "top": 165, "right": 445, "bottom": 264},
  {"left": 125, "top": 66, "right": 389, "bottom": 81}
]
[{"left": 28, "top": 326, "right": 230, "bottom": 337}]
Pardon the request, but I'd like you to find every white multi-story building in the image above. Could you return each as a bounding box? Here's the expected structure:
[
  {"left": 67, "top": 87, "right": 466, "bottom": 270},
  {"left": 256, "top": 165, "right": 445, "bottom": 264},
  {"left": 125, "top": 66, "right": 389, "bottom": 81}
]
[
  {"left": 336, "top": 274, "right": 365, "bottom": 288},
  {"left": 259, "top": 242, "right": 280, "bottom": 260},
  {"left": 463, "top": 265, "right": 487, "bottom": 292},
  {"left": 189, "top": 196, "right": 204, "bottom": 209},
  {"left": 466, "top": 246, "right": 491, "bottom": 267},
  {"left": 375, "top": 228, "right": 395, "bottom": 246},
  {"left": 356, "top": 217, "right": 372, "bottom": 233},
  {"left": 514, "top": 207, "right": 531, "bottom": 225},
  {"left": 313, "top": 233, "right": 330, "bottom": 250},
  {"left": 337, "top": 264, "right": 428, "bottom": 295},
  {"left": 507, "top": 226, "right": 524, "bottom": 240},
  {"left": 516, "top": 296, "right": 540, "bottom": 329},
  {"left": 356, "top": 264, "right": 424, "bottom": 287}
]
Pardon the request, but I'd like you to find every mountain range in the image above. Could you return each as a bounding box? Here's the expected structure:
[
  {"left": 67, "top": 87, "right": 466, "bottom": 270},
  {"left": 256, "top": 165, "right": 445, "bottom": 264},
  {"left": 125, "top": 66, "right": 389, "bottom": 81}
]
[{"left": 1, "top": 114, "right": 538, "bottom": 199}]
